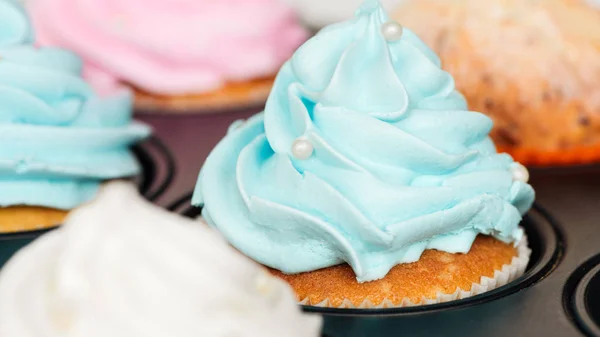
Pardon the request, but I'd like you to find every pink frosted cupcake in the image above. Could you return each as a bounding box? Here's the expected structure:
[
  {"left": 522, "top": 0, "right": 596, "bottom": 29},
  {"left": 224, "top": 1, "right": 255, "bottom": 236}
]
[{"left": 29, "top": 0, "right": 308, "bottom": 113}]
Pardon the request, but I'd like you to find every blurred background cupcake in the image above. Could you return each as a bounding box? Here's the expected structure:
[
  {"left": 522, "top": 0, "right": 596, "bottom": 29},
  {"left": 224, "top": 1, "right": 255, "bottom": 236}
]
[
  {"left": 0, "top": 0, "right": 150, "bottom": 234},
  {"left": 395, "top": 0, "right": 600, "bottom": 166},
  {"left": 0, "top": 183, "right": 322, "bottom": 336},
  {"left": 29, "top": 0, "right": 308, "bottom": 114}
]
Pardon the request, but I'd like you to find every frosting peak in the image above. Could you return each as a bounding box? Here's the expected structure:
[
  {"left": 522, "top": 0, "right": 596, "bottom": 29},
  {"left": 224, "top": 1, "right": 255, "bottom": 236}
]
[
  {"left": 0, "top": 183, "right": 321, "bottom": 337},
  {"left": 194, "top": 0, "right": 535, "bottom": 282}
]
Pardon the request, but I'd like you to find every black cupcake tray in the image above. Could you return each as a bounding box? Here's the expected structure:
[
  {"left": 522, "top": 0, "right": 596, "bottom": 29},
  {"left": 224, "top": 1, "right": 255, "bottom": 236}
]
[
  {"left": 140, "top": 110, "right": 600, "bottom": 337},
  {"left": 0, "top": 136, "right": 176, "bottom": 267}
]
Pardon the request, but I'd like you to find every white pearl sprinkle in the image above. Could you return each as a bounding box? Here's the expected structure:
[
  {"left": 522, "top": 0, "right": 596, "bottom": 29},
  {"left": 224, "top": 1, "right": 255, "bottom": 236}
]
[
  {"left": 291, "top": 138, "right": 314, "bottom": 160},
  {"left": 511, "top": 163, "right": 530, "bottom": 183},
  {"left": 381, "top": 21, "right": 404, "bottom": 42}
]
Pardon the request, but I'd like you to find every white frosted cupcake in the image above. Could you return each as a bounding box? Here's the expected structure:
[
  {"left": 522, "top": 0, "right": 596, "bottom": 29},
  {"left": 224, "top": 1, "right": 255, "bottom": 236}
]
[
  {"left": 586, "top": 0, "right": 600, "bottom": 8},
  {"left": 284, "top": 0, "right": 405, "bottom": 28},
  {"left": 0, "top": 183, "right": 321, "bottom": 337}
]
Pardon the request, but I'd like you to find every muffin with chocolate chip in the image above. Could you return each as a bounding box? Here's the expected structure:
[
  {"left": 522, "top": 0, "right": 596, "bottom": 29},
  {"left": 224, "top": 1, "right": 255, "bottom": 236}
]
[{"left": 395, "top": 0, "right": 600, "bottom": 166}]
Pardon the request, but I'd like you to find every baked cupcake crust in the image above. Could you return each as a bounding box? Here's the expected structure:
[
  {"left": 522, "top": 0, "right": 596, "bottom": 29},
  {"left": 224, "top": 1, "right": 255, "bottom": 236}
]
[
  {"left": 395, "top": 0, "right": 600, "bottom": 165},
  {"left": 270, "top": 235, "right": 518, "bottom": 307},
  {"left": 132, "top": 77, "right": 275, "bottom": 114},
  {"left": 0, "top": 207, "right": 67, "bottom": 234}
]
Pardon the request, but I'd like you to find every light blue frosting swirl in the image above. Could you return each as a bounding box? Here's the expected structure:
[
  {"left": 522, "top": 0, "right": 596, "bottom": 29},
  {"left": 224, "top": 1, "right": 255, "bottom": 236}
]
[
  {"left": 0, "top": 0, "right": 151, "bottom": 210},
  {"left": 193, "top": 0, "right": 535, "bottom": 282}
]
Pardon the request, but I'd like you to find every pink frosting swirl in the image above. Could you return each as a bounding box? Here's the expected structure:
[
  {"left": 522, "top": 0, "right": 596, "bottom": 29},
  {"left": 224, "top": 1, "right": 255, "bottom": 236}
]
[{"left": 30, "top": 0, "right": 308, "bottom": 96}]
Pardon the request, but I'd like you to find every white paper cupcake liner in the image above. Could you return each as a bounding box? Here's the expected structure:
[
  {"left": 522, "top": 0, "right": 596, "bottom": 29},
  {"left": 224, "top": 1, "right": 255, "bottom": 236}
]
[{"left": 299, "top": 235, "right": 532, "bottom": 309}]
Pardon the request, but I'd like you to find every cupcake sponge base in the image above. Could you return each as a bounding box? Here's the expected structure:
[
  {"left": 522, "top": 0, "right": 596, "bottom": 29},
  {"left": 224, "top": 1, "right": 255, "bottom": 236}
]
[
  {"left": 133, "top": 77, "right": 275, "bottom": 114},
  {"left": 270, "top": 236, "right": 528, "bottom": 308},
  {"left": 0, "top": 207, "right": 68, "bottom": 234}
]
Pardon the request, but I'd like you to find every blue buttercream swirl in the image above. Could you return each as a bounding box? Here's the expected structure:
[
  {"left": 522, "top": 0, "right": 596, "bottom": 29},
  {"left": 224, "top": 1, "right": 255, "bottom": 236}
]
[
  {"left": 0, "top": 0, "right": 151, "bottom": 210},
  {"left": 193, "top": 0, "right": 535, "bottom": 282}
]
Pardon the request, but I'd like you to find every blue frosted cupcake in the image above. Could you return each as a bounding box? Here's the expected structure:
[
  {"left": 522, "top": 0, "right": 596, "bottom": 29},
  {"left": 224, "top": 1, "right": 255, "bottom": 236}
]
[
  {"left": 0, "top": 0, "right": 150, "bottom": 233},
  {"left": 193, "top": 0, "right": 534, "bottom": 307}
]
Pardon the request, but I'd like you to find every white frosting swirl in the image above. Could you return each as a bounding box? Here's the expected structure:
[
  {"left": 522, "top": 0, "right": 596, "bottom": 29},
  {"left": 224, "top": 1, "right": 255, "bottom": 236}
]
[
  {"left": 285, "top": 0, "right": 405, "bottom": 28},
  {"left": 0, "top": 182, "right": 321, "bottom": 337}
]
